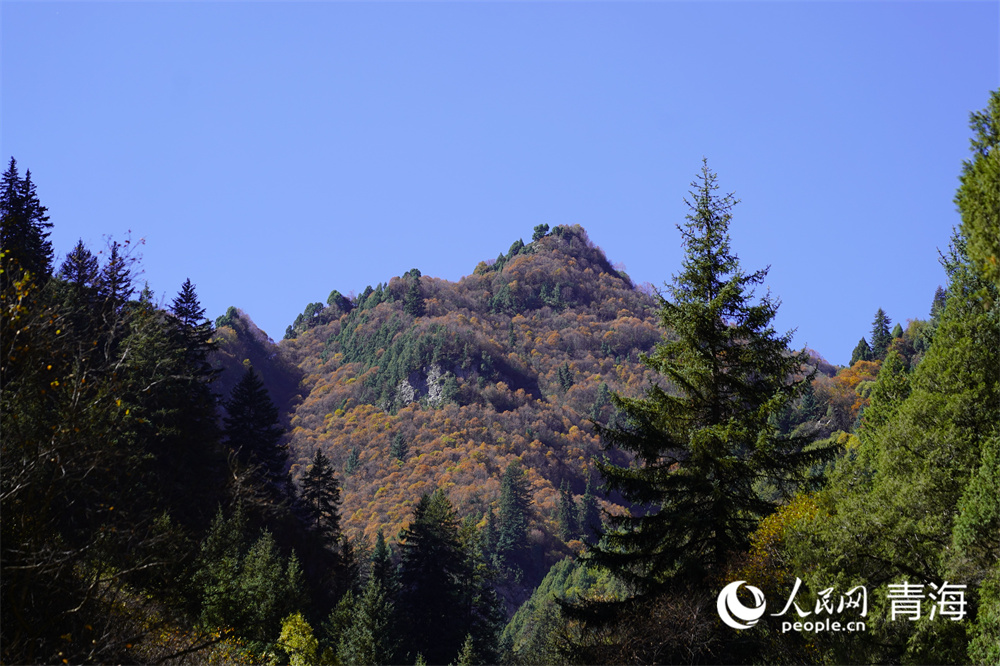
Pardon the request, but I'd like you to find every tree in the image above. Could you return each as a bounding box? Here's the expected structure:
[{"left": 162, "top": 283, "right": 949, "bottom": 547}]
[
  {"left": 955, "top": 88, "right": 999, "bottom": 291},
  {"left": 58, "top": 239, "right": 99, "bottom": 291},
  {"left": 0, "top": 157, "right": 52, "bottom": 287},
  {"left": 850, "top": 337, "right": 873, "bottom": 365},
  {"left": 557, "top": 481, "right": 579, "bottom": 541},
  {"left": 224, "top": 367, "right": 288, "bottom": 491},
  {"left": 589, "top": 161, "right": 825, "bottom": 591},
  {"left": 870, "top": 307, "right": 892, "bottom": 360},
  {"left": 404, "top": 276, "right": 425, "bottom": 317},
  {"left": 299, "top": 449, "right": 342, "bottom": 548},
  {"left": 336, "top": 577, "right": 397, "bottom": 666},
  {"left": 397, "top": 490, "right": 469, "bottom": 664},
  {"left": 577, "top": 475, "right": 601, "bottom": 541},
  {"left": 532, "top": 224, "right": 549, "bottom": 242},
  {"left": 390, "top": 432, "right": 409, "bottom": 462},
  {"left": 496, "top": 461, "right": 532, "bottom": 572}
]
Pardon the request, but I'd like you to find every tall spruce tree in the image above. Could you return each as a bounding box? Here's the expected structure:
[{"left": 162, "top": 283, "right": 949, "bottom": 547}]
[
  {"left": 224, "top": 367, "right": 288, "bottom": 492},
  {"left": 0, "top": 158, "right": 53, "bottom": 287},
  {"left": 590, "top": 161, "right": 825, "bottom": 591},
  {"left": 496, "top": 460, "right": 532, "bottom": 572},
  {"left": 870, "top": 307, "right": 892, "bottom": 360},
  {"left": 397, "top": 490, "right": 469, "bottom": 664},
  {"left": 299, "top": 449, "right": 343, "bottom": 549}
]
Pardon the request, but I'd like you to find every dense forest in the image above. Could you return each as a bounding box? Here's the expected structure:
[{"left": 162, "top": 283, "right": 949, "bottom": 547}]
[{"left": 1, "top": 89, "right": 996, "bottom": 665}]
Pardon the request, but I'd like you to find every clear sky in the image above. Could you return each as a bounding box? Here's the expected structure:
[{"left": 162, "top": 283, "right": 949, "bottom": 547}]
[{"left": 3, "top": 1, "right": 997, "bottom": 365}]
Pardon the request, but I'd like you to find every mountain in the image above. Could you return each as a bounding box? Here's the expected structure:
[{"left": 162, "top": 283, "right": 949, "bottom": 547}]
[{"left": 216, "top": 224, "right": 664, "bottom": 583}]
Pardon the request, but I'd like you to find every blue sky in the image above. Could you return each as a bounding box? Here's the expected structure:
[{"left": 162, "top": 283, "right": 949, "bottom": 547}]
[{"left": 2, "top": 1, "right": 997, "bottom": 365}]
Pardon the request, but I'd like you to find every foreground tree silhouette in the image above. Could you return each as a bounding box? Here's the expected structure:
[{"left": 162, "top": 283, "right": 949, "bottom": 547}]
[{"left": 589, "top": 161, "right": 825, "bottom": 592}]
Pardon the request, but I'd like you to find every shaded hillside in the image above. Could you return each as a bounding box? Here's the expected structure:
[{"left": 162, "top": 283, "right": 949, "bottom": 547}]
[{"left": 279, "top": 225, "right": 663, "bottom": 573}]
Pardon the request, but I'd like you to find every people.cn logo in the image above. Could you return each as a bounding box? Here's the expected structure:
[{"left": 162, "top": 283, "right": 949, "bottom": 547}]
[{"left": 717, "top": 581, "right": 767, "bottom": 629}]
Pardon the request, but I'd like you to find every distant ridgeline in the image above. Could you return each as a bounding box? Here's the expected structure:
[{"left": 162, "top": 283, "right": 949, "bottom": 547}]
[{"left": 215, "top": 223, "right": 840, "bottom": 597}]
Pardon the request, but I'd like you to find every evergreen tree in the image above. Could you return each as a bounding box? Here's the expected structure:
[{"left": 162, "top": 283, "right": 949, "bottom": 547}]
[
  {"left": 532, "top": 224, "right": 549, "bottom": 242},
  {"left": 390, "top": 432, "right": 409, "bottom": 462},
  {"left": 369, "top": 528, "right": 395, "bottom": 592},
  {"left": 336, "top": 577, "right": 398, "bottom": 666},
  {"left": 0, "top": 158, "right": 53, "bottom": 286},
  {"left": 224, "top": 367, "right": 288, "bottom": 490},
  {"left": 404, "top": 276, "right": 425, "bottom": 317},
  {"left": 589, "top": 162, "right": 825, "bottom": 591},
  {"left": 344, "top": 446, "right": 361, "bottom": 476},
  {"left": 58, "top": 240, "right": 99, "bottom": 292},
  {"left": 299, "top": 449, "right": 342, "bottom": 548},
  {"left": 397, "top": 490, "right": 469, "bottom": 664},
  {"left": 850, "top": 337, "right": 873, "bottom": 365},
  {"left": 870, "top": 307, "right": 892, "bottom": 360},
  {"left": 955, "top": 88, "right": 999, "bottom": 291},
  {"left": 577, "top": 475, "right": 601, "bottom": 540},
  {"left": 557, "top": 481, "right": 579, "bottom": 541},
  {"left": 496, "top": 461, "right": 532, "bottom": 572},
  {"left": 890, "top": 322, "right": 903, "bottom": 339}
]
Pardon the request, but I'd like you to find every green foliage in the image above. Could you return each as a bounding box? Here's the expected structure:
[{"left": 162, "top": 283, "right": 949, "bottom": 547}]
[
  {"left": 404, "top": 276, "right": 425, "bottom": 317},
  {"left": 390, "top": 432, "right": 409, "bottom": 461},
  {"left": 397, "top": 490, "right": 466, "bottom": 662},
  {"left": 870, "top": 307, "right": 892, "bottom": 360},
  {"left": 849, "top": 336, "right": 873, "bottom": 365},
  {"left": 300, "top": 448, "right": 343, "bottom": 548},
  {"left": 532, "top": 224, "right": 550, "bottom": 242},
  {"left": 783, "top": 233, "right": 999, "bottom": 663},
  {"left": 956, "top": 89, "right": 999, "bottom": 291},
  {"left": 224, "top": 367, "right": 288, "bottom": 491},
  {"left": 1, "top": 157, "right": 52, "bottom": 288},
  {"left": 591, "top": 161, "right": 826, "bottom": 591},
  {"left": 196, "top": 507, "right": 306, "bottom": 646},
  {"left": 344, "top": 446, "right": 361, "bottom": 476},
  {"left": 336, "top": 577, "right": 398, "bottom": 666},
  {"left": 496, "top": 461, "right": 532, "bottom": 573}
]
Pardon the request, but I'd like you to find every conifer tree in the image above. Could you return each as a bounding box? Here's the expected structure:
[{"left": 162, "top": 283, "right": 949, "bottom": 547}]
[
  {"left": 404, "top": 276, "right": 425, "bottom": 317},
  {"left": 590, "top": 161, "right": 824, "bottom": 591},
  {"left": 299, "top": 449, "right": 342, "bottom": 548},
  {"left": 397, "top": 490, "right": 469, "bottom": 664},
  {"left": 496, "top": 461, "right": 531, "bottom": 572},
  {"left": 870, "top": 307, "right": 892, "bottom": 360},
  {"left": 58, "top": 240, "right": 99, "bottom": 291},
  {"left": 557, "top": 481, "right": 579, "bottom": 541},
  {"left": 850, "top": 337, "right": 873, "bottom": 365},
  {"left": 224, "top": 367, "right": 288, "bottom": 490},
  {"left": 577, "top": 475, "right": 601, "bottom": 541},
  {"left": 390, "top": 432, "right": 409, "bottom": 462},
  {"left": 0, "top": 158, "right": 53, "bottom": 286}
]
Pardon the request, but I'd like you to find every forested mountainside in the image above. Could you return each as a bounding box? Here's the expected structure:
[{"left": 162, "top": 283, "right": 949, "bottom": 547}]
[{"left": 3, "top": 90, "right": 996, "bottom": 666}]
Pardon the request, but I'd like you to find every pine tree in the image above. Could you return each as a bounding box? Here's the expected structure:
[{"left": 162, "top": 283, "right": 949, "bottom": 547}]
[
  {"left": 300, "top": 449, "right": 342, "bottom": 548},
  {"left": 224, "top": 367, "right": 287, "bottom": 490},
  {"left": 557, "top": 481, "right": 579, "bottom": 541},
  {"left": 344, "top": 446, "right": 361, "bottom": 476},
  {"left": 397, "top": 490, "right": 469, "bottom": 664},
  {"left": 850, "top": 337, "right": 873, "bottom": 365},
  {"left": 404, "top": 276, "right": 425, "bottom": 317},
  {"left": 577, "top": 475, "right": 601, "bottom": 540},
  {"left": 589, "top": 161, "right": 825, "bottom": 591},
  {"left": 336, "top": 577, "right": 398, "bottom": 666},
  {"left": 98, "top": 240, "right": 134, "bottom": 305},
  {"left": 955, "top": 88, "right": 999, "bottom": 291},
  {"left": 496, "top": 461, "right": 531, "bottom": 572},
  {"left": 870, "top": 307, "right": 892, "bottom": 360},
  {"left": 390, "top": 432, "right": 409, "bottom": 462},
  {"left": 58, "top": 240, "right": 99, "bottom": 291},
  {"left": 0, "top": 158, "right": 53, "bottom": 287}
]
